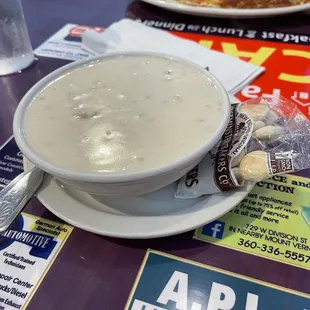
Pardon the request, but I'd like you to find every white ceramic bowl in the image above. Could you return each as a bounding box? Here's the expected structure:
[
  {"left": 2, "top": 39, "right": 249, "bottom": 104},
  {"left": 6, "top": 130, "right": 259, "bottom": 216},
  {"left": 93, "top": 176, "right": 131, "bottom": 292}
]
[{"left": 13, "top": 52, "right": 231, "bottom": 196}]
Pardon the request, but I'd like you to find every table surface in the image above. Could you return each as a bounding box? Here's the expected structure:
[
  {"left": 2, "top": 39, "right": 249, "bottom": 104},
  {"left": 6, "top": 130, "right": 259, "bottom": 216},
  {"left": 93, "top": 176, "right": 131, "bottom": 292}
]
[{"left": 1, "top": 1, "right": 310, "bottom": 309}]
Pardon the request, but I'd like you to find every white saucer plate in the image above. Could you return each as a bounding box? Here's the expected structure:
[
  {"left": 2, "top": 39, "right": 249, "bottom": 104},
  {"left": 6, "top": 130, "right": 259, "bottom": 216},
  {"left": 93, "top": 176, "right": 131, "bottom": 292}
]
[
  {"left": 141, "top": 0, "right": 310, "bottom": 18},
  {"left": 24, "top": 95, "right": 252, "bottom": 239},
  {"left": 26, "top": 158, "right": 252, "bottom": 239}
]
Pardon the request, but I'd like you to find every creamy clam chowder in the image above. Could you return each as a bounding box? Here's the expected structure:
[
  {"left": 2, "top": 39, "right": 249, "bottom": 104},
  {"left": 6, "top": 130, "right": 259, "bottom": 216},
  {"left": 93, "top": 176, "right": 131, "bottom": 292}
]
[{"left": 24, "top": 55, "right": 224, "bottom": 173}]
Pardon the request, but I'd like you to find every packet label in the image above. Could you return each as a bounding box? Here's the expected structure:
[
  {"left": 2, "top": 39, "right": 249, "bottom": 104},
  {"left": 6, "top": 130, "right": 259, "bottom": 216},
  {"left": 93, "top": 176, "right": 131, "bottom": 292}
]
[
  {"left": 214, "top": 106, "right": 238, "bottom": 190},
  {"left": 215, "top": 107, "right": 254, "bottom": 190},
  {"left": 267, "top": 152, "right": 295, "bottom": 175},
  {"left": 175, "top": 105, "right": 253, "bottom": 198}
]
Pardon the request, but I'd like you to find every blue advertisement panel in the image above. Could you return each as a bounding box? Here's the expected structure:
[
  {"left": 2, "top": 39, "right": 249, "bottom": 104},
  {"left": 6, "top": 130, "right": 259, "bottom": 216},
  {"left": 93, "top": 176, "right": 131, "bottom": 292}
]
[
  {"left": 126, "top": 250, "right": 310, "bottom": 310},
  {"left": 0, "top": 137, "right": 23, "bottom": 187}
]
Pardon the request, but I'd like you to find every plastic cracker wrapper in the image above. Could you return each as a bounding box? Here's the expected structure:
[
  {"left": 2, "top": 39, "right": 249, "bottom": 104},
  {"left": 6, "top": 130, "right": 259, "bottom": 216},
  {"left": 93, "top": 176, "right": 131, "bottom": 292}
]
[{"left": 175, "top": 96, "right": 310, "bottom": 199}]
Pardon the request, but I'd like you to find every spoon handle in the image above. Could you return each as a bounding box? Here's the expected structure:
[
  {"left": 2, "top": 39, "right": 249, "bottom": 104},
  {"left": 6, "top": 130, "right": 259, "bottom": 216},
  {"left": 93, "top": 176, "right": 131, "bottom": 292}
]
[{"left": 0, "top": 167, "right": 45, "bottom": 232}]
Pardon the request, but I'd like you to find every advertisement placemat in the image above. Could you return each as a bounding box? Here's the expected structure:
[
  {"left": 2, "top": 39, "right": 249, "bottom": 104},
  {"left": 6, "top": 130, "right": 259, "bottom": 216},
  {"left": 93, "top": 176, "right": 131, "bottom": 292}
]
[
  {"left": 195, "top": 174, "right": 310, "bottom": 269},
  {"left": 125, "top": 249, "right": 310, "bottom": 309},
  {"left": 0, "top": 213, "right": 73, "bottom": 310},
  {"left": 34, "top": 24, "right": 103, "bottom": 61},
  {"left": 0, "top": 137, "right": 23, "bottom": 188}
]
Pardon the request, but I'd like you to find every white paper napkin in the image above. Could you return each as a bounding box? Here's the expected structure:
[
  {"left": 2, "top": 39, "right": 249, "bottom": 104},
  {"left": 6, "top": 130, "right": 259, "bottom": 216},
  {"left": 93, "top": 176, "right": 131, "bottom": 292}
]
[{"left": 81, "top": 19, "right": 265, "bottom": 94}]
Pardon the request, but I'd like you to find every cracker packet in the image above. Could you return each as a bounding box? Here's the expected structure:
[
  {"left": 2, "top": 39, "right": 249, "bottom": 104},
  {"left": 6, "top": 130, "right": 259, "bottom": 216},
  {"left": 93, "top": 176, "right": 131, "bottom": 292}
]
[{"left": 175, "top": 96, "right": 310, "bottom": 199}]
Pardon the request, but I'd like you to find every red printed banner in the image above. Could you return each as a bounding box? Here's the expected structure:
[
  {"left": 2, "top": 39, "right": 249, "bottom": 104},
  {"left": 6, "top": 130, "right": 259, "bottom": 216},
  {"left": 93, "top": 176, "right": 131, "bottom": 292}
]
[
  {"left": 171, "top": 31, "right": 310, "bottom": 118},
  {"left": 133, "top": 18, "right": 310, "bottom": 118}
]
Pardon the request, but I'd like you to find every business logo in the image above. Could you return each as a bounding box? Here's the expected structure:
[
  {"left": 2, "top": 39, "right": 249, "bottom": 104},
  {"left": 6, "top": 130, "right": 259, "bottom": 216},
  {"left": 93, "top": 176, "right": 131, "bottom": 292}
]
[
  {"left": 202, "top": 221, "right": 225, "bottom": 239},
  {"left": 64, "top": 25, "right": 104, "bottom": 42},
  {"left": 0, "top": 214, "right": 57, "bottom": 259}
]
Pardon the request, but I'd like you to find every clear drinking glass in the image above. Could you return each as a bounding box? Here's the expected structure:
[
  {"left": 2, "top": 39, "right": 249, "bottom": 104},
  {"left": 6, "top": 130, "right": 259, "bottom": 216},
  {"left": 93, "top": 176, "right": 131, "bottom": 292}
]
[{"left": 0, "top": 0, "right": 34, "bottom": 76}]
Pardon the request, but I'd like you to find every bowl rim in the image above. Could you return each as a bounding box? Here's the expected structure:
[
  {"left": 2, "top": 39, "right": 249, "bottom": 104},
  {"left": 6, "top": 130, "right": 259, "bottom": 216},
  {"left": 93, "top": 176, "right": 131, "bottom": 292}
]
[{"left": 13, "top": 51, "right": 231, "bottom": 183}]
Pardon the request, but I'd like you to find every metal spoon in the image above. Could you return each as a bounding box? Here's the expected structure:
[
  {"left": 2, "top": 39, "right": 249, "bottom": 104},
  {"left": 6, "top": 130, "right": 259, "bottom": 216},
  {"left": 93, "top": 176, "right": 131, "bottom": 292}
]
[{"left": 0, "top": 167, "right": 45, "bottom": 232}]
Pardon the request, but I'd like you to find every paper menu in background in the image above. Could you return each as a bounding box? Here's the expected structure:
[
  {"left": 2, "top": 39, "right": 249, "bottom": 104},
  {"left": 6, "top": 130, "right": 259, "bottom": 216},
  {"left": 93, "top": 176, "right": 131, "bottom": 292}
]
[
  {"left": 0, "top": 213, "right": 73, "bottom": 310},
  {"left": 34, "top": 24, "right": 103, "bottom": 61}
]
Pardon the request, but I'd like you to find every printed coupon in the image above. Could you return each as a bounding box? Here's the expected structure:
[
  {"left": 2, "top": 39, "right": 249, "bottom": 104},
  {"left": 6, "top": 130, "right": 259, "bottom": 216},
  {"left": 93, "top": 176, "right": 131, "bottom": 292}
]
[
  {"left": 125, "top": 250, "right": 310, "bottom": 310},
  {"left": 0, "top": 137, "right": 23, "bottom": 188},
  {"left": 195, "top": 174, "right": 310, "bottom": 269},
  {"left": 34, "top": 24, "right": 103, "bottom": 61},
  {"left": 0, "top": 212, "right": 73, "bottom": 310}
]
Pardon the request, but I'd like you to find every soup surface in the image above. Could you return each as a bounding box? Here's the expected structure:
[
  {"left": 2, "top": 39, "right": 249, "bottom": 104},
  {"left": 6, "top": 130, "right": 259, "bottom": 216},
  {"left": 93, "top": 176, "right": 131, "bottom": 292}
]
[{"left": 24, "top": 55, "right": 225, "bottom": 173}]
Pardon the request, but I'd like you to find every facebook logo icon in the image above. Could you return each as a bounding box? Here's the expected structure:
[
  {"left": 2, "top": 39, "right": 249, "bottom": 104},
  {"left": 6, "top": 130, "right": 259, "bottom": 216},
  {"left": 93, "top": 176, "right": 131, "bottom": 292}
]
[{"left": 202, "top": 221, "right": 225, "bottom": 239}]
